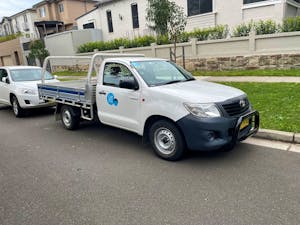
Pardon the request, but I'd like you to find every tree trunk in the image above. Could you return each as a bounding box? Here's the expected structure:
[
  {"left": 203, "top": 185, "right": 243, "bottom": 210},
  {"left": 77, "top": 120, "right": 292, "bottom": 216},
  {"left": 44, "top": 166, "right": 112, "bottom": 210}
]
[{"left": 173, "top": 36, "right": 177, "bottom": 63}]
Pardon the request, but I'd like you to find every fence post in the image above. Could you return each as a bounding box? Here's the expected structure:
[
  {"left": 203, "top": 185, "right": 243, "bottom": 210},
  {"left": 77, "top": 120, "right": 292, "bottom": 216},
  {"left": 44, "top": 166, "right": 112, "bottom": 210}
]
[
  {"left": 249, "top": 30, "right": 256, "bottom": 53},
  {"left": 190, "top": 38, "right": 197, "bottom": 57},
  {"left": 151, "top": 43, "right": 157, "bottom": 57},
  {"left": 119, "top": 46, "right": 124, "bottom": 53}
]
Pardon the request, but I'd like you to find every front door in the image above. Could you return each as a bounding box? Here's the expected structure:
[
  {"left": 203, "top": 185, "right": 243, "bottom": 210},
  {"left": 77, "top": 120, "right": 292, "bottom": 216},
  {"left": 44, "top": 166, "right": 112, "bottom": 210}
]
[
  {"left": 97, "top": 62, "right": 141, "bottom": 132},
  {"left": 0, "top": 69, "right": 10, "bottom": 104}
]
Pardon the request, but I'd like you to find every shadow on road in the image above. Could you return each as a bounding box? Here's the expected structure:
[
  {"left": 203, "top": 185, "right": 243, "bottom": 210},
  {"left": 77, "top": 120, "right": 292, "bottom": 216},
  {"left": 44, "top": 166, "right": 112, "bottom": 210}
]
[{"left": 73, "top": 120, "right": 253, "bottom": 164}]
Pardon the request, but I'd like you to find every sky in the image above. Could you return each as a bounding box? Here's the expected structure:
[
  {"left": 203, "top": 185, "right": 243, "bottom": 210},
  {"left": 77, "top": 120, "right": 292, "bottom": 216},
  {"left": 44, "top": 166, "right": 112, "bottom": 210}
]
[{"left": 0, "top": 0, "right": 41, "bottom": 19}]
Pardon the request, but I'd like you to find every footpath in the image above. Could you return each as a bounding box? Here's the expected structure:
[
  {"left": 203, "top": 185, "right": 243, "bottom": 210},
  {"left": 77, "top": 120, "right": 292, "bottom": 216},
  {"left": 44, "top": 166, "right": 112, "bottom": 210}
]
[{"left": 197, "top": 75, "right": 300, "bottom": 145}]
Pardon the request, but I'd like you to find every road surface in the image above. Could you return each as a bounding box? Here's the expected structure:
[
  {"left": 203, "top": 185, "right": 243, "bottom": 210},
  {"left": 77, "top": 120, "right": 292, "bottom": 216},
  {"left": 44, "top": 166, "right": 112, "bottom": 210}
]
[{"left": 0, "top": 106, "right": 299, "bottom": 225}]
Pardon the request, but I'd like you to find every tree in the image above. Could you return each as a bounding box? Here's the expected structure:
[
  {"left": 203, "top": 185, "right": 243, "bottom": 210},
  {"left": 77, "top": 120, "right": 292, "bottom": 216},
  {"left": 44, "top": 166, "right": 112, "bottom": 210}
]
[
  {"left": 146, "top": 0, "right": 187, "bottom": 62},
  {"left": 168, "top": 2, "right": 187, "bottom": 62},
  {"left": 29, "top": 40, "right": 49, "bottom": 66},
  {"left": 146, "top": 0, "right": 173, "bottom": 36}
]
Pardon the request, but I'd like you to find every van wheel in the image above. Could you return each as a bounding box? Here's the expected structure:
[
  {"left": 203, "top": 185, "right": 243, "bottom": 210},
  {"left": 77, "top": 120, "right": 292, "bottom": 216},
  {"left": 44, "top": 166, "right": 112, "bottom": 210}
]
[
  {"left": 61, "top": 105, "right": 80, "bottom": 130},
  {"left": 12, "top": 96, "right": 25, "bottom": 117},
  {"left": 149, "top": 120, "right": 185, "bottom": 161}
]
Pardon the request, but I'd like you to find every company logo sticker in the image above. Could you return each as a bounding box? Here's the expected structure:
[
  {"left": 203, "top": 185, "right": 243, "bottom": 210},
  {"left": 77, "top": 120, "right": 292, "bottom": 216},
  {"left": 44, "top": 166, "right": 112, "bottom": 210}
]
[{"left": 107, "top": 93, "right": 118, "bottom": 106}]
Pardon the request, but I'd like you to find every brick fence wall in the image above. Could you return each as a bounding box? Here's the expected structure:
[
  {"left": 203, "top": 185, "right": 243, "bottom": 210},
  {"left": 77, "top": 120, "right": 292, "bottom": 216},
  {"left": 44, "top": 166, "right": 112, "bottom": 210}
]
[{"left": 180, "top": 54, "right": 300, "bottom": 71}]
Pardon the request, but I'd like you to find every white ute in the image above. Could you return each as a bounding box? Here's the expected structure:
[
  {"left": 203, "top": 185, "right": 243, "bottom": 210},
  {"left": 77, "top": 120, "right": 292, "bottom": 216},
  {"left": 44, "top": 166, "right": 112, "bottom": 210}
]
[
  {"left": 0, "top": 66, "right": 58, "bottom": 117},
  {"left": 38, "top": 54, "right": 259, "bottom": 161}
]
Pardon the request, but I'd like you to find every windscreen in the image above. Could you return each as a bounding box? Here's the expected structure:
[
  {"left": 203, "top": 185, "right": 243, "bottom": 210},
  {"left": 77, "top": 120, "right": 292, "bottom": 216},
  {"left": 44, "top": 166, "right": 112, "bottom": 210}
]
[
  {"left": 131, "top": 60, "right": 194, "bottom": 86},
  {"left": 10, "top": 69, "right": 54, "bottom": 82}
]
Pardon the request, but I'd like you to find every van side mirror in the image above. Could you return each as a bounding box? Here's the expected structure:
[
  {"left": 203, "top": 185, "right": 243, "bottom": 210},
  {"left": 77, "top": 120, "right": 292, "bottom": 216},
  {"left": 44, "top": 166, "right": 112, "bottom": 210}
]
[
  {"left": 2, "top": 77, "right": 9, "bottom": 84},
  {"left": 119, "top": 78, "right": 139, "bottom": 90}
]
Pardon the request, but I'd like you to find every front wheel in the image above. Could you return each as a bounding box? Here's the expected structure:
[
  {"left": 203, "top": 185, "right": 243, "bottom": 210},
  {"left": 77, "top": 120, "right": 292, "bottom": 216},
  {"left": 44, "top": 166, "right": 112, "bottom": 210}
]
[
  {"left": 12, "top": 96, "right": 25, "bottom": 117},
  {"left": 149, "top": 120, "right": 185, "bottom": 161},
  {"left": 61, "top": 105, "right": 80, "bottom": 130}
]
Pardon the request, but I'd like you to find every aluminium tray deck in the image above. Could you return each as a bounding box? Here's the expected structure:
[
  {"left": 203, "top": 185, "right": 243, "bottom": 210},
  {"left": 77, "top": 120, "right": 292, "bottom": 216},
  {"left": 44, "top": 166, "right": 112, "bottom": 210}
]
[{"left": 38, "top": 80, "right": 97, "bottom": 108}]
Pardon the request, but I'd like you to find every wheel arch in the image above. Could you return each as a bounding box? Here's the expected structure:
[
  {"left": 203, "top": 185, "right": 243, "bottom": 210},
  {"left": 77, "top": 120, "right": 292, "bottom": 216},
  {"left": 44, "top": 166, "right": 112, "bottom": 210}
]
[
  {"left": 143, "top": 115, "right": 185, "bottom": 144},
  {"left": 9, "top": 93, "right": 17, "bottom": 104}
]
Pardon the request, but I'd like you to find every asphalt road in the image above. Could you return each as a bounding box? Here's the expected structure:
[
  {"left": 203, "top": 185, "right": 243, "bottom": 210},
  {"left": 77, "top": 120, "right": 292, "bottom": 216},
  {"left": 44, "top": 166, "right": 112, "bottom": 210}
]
[{"left": 0, "top": 105, "right": 299, "bottom": 225}]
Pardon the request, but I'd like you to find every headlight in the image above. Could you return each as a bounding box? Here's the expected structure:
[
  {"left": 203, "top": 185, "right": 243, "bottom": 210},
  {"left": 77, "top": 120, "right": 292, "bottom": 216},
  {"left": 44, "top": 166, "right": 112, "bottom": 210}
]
[
  {"left": 183, "top": 103, "right": 221, "bottom": 118},
  {"left": 22, "top": 89, "right": 36, "bottom": 95}
]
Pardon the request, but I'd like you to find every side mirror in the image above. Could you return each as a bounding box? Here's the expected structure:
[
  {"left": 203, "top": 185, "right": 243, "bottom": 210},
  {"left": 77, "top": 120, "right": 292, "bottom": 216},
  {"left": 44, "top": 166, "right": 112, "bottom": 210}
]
[
  {"left": 119, "top": 78, "right": 139, "bottom": 90},
  {"left": 2, "top": 77, "right": 9, "bottom": 84}
]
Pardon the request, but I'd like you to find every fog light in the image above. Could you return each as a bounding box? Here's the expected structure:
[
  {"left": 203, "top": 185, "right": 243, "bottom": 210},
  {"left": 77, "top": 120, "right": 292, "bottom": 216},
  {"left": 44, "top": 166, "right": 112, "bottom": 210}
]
[
  {"left": 207, "top": 131, "right": 216, "bottom": 141},
  {"left": 25, "top": 100, "right": 30, "bottom": 104}
]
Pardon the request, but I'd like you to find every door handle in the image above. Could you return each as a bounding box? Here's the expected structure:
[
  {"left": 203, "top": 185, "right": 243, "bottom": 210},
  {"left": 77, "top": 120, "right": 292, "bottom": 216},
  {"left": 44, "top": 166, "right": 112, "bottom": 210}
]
[
  {"left": 99, "top": 91, "right": 106, "bottom": 95},
  {"left": 129, "top": 97, "right": 138, "bottom": 100}
]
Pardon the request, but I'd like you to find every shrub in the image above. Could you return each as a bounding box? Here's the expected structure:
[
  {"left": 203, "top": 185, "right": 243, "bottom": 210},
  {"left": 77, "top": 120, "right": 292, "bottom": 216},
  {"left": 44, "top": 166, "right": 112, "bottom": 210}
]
[
  {"left": 209, "top": 25, "right": 229, "bottom": 40},
  {"left": 232, "top": 22, "right": 254, "bottom": 37},
  {"left": 281, "top": 16, "right": 300, "bottom": 32},
  {"left": 78, "top": 35, "right": 158, "bottom": 53},
  {"left": 254, "top": 20, "right": 278, "bottom": 35},
  {"left": 190, "top": 25, "right": 228, "bottom": 41},
  {"left": 233, "top": 20, "right": 279, "bottom": 37},
  {"left": 0, "top": 33, "right": 22, "bottom": 43},
  {"left": 156, "top": 35, "right": 171, "bottom": 45},
  {"left": 178, "top": 32, "right": 190, "bottom": 43}
]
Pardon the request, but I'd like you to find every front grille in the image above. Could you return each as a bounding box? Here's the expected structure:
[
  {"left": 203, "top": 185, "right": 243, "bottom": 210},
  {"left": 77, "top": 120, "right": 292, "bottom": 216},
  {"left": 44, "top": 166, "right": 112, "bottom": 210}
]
[{"left": 221, "top": 98, "right": 250, "bottom": 117}]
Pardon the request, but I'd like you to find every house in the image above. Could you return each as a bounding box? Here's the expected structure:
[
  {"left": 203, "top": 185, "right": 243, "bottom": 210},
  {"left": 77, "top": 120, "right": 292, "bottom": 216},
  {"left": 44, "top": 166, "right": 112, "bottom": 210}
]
[
  {"left": 10, "top": 9, "right": 39, "bottom": 39},
  {"left": 0, "top": 9, "right": 40, "bottom": 67},
  {"left": 76, "top": 0, "right": 300, "bottom": 42},
  {"left": 0, "top": 17, "right": 14, "bottom": 36},
  {"left": 32, "top": 0, "right": 98, "bottom": 38}
]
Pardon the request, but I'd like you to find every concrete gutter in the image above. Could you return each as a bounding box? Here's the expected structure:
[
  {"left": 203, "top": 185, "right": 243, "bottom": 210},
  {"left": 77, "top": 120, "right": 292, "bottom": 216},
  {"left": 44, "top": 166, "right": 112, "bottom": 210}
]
[{"left": 254, "top": 128, "right": 300, "bottom": 144}]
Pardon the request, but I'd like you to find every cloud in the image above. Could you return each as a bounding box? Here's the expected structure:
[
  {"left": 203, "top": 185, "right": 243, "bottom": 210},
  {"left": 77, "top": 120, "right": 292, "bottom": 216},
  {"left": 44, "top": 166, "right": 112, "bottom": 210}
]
[{"left": 0, "top": 0, "right": 41, "bottom": 19}]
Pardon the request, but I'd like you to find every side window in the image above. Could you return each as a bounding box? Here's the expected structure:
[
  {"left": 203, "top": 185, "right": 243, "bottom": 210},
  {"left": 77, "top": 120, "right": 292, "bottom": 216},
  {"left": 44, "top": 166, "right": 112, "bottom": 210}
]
[
  {"left": 103, "top": 63, "right": 136, "bottom": 88},
  {"left": 0, "top": 69, "right": 8, "bottom": 82}
]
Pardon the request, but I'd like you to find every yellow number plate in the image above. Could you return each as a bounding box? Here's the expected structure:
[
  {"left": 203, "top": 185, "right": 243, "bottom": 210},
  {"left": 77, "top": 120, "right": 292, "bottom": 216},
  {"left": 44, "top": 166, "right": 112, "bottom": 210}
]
[{"left": 240, "top": 118, "right": 250, "bottom": 130}]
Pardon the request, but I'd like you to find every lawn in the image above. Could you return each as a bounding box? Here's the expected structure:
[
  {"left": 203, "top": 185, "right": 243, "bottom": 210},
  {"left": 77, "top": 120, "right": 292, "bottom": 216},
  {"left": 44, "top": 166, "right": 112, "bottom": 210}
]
[
  {"left": 220, "top": 82, "right": 300, "bottom": 133},
  {"left": 193, "top": 68, "right": 300, "bottom": 77},
  {"left": 54, "top": 71, "right": 88, "bottom": 77}
]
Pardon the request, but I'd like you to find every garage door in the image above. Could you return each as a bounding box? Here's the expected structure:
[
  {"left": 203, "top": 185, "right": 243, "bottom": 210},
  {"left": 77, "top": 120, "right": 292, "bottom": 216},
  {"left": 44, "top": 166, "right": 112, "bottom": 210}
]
[{"left": 2, "top": 56, "right": 13, "bottom": 66}]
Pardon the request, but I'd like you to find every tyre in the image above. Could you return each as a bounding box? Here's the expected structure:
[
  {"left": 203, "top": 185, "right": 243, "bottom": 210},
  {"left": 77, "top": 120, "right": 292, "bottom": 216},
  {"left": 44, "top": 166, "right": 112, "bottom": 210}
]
[
  {"left": 11, "top": 96, "right": 25, "bottom": 117},
  {"left": 149, "top": 120, "right": 185, "bottom": 161},
  {"left": 61, "top": 105, "right": 80, "bottom": 130}
]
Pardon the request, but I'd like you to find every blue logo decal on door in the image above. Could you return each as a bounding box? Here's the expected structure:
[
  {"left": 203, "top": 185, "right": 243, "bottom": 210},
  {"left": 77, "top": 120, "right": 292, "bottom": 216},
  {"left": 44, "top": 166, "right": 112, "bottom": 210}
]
[{"left": 107, "top": 93, "right": 118, "bottom": 106}]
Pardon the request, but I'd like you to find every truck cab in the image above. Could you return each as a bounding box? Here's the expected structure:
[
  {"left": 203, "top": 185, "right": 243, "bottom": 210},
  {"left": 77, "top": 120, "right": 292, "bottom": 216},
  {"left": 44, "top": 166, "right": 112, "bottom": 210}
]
[{"left": 38, "top": 54, "right": 259, "bottom": 161}]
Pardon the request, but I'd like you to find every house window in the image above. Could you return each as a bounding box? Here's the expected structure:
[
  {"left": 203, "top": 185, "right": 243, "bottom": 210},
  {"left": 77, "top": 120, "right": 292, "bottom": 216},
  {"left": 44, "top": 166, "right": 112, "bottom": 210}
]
[
  {"left": 243, "top": 0, "right": 267, "bottom": 4},
  {"left": 23, "top": 15, "right": 28, "bottom": 23},
  {"left": 106, "top": 10, "right": 113, "bottom": 33},
  {"left": 188, "top": 0, "right": 213, "bottom": 16},
  {"left": 83, "top": 22, "right": 95, "bottom": 29},
  {"left": 131, "top": 3, "right": 139, "bottom": 29},
  {"left": 58, "top": 3, "right": 64, "bottom": 13},
  {"left": 39, "top": 7, "right": 46, "bottom": 17}
]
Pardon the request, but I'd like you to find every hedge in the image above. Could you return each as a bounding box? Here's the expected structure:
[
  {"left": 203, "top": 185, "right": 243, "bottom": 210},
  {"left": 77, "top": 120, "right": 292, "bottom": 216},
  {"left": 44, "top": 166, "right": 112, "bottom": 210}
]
[
  {"left": 78, "top": 16, "right": 300, "bottom": 53},
  {"left": 0, "top": 33, "right": 21, "bottom": 44}
]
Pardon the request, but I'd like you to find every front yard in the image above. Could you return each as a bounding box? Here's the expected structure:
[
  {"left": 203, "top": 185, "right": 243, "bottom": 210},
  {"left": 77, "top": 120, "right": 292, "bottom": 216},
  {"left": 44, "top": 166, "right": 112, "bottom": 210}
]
[
  {"left": 220, "top": 82, "right": 300, "bottom": 133},
  {"left": 193, "top": 68, "right": 300, "bottom": 77}
]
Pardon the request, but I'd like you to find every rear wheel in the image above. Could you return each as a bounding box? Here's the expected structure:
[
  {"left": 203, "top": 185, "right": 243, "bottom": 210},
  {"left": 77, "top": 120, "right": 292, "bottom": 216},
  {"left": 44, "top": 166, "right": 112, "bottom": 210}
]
[
  {"left": 12, "top": 96, "right": 25, "bottom": 117},
  {"left": 61, "top": 105, "right": 80, "bottom": 130},
  {"left": 149, "top": 120, "right": 185, "bottom": 161}
]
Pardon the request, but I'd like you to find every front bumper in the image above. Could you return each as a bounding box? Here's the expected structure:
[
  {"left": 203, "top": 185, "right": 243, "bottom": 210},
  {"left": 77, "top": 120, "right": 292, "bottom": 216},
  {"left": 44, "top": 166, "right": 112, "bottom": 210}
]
[
  {"left": 176, "top": 111, "right": 259, "bottom": 151},
  {"left": 18, "top": 94, "right": 55, "bottom": 109}
]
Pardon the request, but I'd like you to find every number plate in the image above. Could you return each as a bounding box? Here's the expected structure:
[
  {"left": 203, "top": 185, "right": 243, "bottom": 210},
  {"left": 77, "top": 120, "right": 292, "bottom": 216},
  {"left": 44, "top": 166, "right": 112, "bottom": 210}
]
[{"left": 240, "top": 118, "right": 250, "bottom": 130}]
